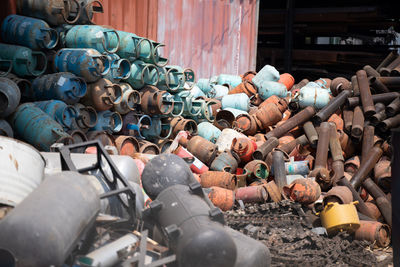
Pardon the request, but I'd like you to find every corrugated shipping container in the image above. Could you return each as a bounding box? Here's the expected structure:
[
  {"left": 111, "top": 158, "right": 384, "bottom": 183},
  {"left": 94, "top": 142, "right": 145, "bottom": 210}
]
[{"left": 1, "top": 0, "right": 259, "bottom": 79}]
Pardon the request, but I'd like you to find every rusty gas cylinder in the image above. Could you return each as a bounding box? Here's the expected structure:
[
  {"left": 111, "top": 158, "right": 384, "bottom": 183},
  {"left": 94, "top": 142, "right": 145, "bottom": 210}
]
[
  {"left": 200, "top": 171, "right": 237, "bottom": 190},
  {"left": 283, "top": 178, "right": 321, "bottom": 205},
  {"left": 235, "top": 186, "right": 268, "bottom": 203},
  {"left": 354, "top": 220, "right": 391, "bottom": 248},
  {"left": 180, "top": 135, "right": 218, "bottom": 166},
  {"left": 208, "top": 186, "right": 235, "bottom": 211},
  {"left": 114, "top": 135, "right": 140, "bottom": 157},
  {"left": 231, "top": 137, "right": 256, "bottom": 163}
]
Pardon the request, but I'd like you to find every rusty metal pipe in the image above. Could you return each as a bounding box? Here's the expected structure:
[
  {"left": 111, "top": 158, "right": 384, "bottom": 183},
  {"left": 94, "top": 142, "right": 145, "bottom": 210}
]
[
  {"left": 356, "top": 70, "right": 376, "bottom": 118},
  {"left": 379, "top": 56, "right": 400, "bottom": 76},
  {"left": 331, "top": 160, "right": 344, "bottom": 185},
  {"left": 252, "top": 137, "right": 279, "bottom": 160},
  {"left": 347, "top": 92, "right": 400, "bottom": 108},
  {"left": 310, "top": 122, "right": 331, "bottom": 188},
  {"left": 379, "top": 113, "right": 400, "bottom": 132},
  {"left": 386, "top": 97, "right": 400, "bottom": 117},
  {"left": 376, "top": 77, "right": 400, "bottom": 90},
  {"left": 343, "top": 109, "right": 353, "bottom": 134},
  {"left": 267, "top": 134, "right": 308, "bottom": 165},
  {"left": 368, "top": 76, "right": 389, "bottom": 93},
  {"left": 266, "top": 106, "right": 316, "bottom": 139},
  {"left": 375, "top": 102, "right": 386, "bottom": 113},
  {"left": 303, "top": 121, "right": 318, "bottom": 147},
  {"left": 361, "top": 126, "right": 375, "bottom": 165},
  {"left": 313, "top": 89, "right": 351, "bottom": 125},
  {"left": 350, "top": 146, "right": 383, "bottom": 190},
  {"left": 363, "top": 65, "right": 380, "bottom": 78},
  {"left": 337, "top": 176, "right": 374, "bottom": 218},
  {"left": 376, "top": 51, "right": 398, "bottom": 72},
  {"left": 390, "top": 66, "right": 400, "bottom": 76},
  {"left": 291, "top": 79, "right": 309, "bottom": 92},
  {"left": 330, "top": 77, "right": 351, "bottom": 96},
  {"left": 277, "top": 138, "right": 297, "bottom": 154},
  {"left": 272, "top": 150, "right": 287, "bottom": 192},
  {"left": 329, "top": 123, "right": 344, "bottom": 162},
  {"left": 351, "top": 106, "right": 364, "bottom": 141},
  {"left": 351, "top": 75, "right": 360, "bottom": 96},
  {"left": 369, "top": 103, "right": 386, "bottom": 126},
  {"left": 362, "top": 178, "right": 392, "bottom": 227},
  {"left": 370, "top": 111, "right": 386, "bottom": 127}
]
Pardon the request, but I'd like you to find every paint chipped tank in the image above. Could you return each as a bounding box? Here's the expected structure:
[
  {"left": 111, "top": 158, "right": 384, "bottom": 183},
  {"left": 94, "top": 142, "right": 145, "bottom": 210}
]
[
  {"left": 298, "top": 82, "right": 331, "bottom": 110},
  {"left": 0, "top": 136, "right": 45, "bottom": 207},
  {"left": 53, "top": 48, "right": 111, "bottom": 83}
]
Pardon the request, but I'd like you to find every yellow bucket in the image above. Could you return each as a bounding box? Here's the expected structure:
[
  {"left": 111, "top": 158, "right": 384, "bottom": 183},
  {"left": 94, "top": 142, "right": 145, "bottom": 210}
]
[{"left": 320, "top": 201, "right": 360, "bottom": 235}]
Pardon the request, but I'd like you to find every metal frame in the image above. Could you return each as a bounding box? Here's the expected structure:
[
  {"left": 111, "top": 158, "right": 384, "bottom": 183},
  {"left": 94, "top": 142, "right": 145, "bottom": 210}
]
[{"left": 57, "top": 140, "right": 137, "bottom": 226}]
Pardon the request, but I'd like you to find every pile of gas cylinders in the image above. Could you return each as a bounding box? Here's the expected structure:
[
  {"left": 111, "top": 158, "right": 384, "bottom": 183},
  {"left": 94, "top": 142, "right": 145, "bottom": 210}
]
[{"left": 0, "top": 0, "right": 398, "bottom": 266}]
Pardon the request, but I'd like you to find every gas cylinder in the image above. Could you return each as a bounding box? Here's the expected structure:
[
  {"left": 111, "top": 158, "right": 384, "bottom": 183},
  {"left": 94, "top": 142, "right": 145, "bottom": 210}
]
[
  {"left": 53, "top": 48, "right": 110, "bottom": 82},
  {"left": 1, "top": 15, "right": 58, "bottom": 50}
]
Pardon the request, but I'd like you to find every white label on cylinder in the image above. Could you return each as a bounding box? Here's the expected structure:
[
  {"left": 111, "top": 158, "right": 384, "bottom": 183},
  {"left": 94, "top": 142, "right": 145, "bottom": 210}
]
[
  {"left": 96, "top": 31, "right": 103, "bottom": 38},
  {"left": 57, "top": 76, "right": 66, "bottom": 86},
  {"left": 192, "top": 157, "right": 204, "bottom": 169}
]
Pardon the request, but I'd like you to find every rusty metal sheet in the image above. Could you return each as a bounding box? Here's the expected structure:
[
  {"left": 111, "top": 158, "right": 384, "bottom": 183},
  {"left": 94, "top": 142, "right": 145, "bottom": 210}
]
[
  {"left": 93, "top": 0, "right": 158, "bottom": 40},
  {"left": 157, "top": 0, "right": 259, "bottom": 79}
]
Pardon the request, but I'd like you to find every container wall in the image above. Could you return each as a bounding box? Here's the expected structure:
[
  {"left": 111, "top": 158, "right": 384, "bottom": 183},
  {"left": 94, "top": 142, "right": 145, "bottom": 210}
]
[
  {"left": 157, "top": 0, "right": 259, "bottom": 79},
  {"left": 93, "top": 0, "right": 158, "bottom": 40}
]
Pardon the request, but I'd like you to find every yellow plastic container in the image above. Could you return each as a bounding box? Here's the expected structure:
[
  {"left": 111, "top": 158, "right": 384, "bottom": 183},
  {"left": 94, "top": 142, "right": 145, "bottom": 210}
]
[{"left": 320, "top": 201, "right": 360, "bottom": 235}]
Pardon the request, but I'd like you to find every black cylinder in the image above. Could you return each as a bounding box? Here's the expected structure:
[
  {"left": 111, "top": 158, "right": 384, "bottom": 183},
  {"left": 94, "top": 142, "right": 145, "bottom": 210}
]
[
  {"left": 224, "top": 226, "right": 271, "bottom": 267},
  {"left": 0, "top": 172, "right": 100, "bottom": 267},
  {"left": 142, "top": 154, "right": 197, "bottom": 200},
  {"left": 143, "top": 184, "right": 237, "bottom": 267}
]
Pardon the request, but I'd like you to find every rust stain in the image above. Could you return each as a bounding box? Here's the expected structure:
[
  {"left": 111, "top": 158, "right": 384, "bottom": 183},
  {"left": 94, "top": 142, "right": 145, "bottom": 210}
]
[{"left": 8, "top": 154, "right": 19, "bottom": 171}]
